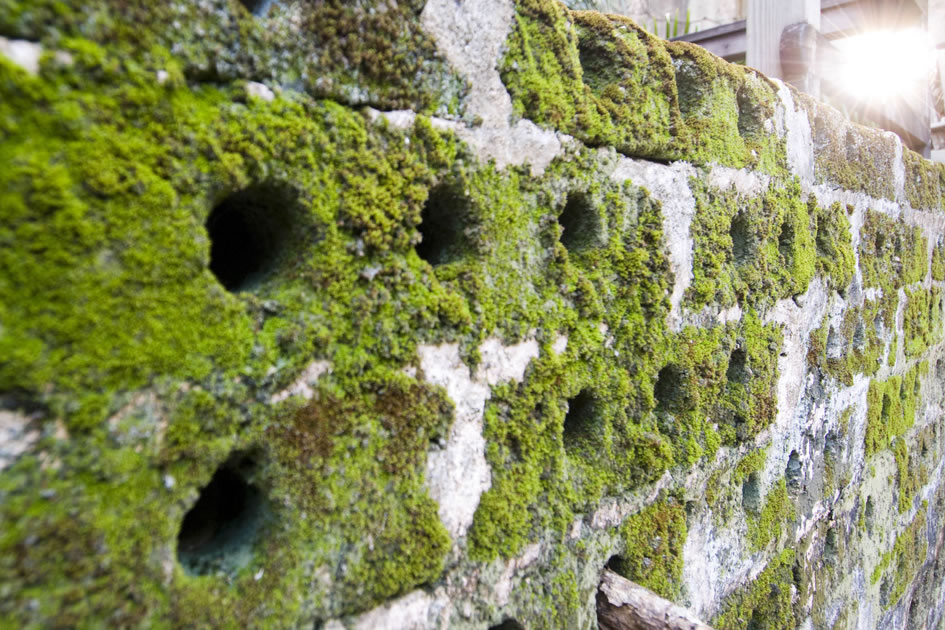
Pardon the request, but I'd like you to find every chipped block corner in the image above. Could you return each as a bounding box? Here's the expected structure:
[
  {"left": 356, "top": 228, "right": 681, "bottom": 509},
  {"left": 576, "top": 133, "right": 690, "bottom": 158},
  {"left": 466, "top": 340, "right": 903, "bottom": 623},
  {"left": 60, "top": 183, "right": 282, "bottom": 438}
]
[{"left": 1, "top": 0, "right": 944, "bottom": 628}]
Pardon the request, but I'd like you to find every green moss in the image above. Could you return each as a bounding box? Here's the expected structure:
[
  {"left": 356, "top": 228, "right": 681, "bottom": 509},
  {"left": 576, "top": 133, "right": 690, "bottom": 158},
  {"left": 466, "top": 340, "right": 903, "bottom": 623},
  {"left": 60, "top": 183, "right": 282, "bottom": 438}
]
[
  {"left": 864, "top": 362, "right": 926, "bottom": 456},
  {"left": 0, "top": 0, "right": 465, "bottom": 114},
  {"left": 859, "top": 209, "right": 928, "bottom": 290},
  {"left": 747, "top": 479, "right": 794, "bottom": 551},
  {"left": 499, "top": 0, "right": 787, "bottom": 171},
  {"left": 0, "top": 37, "right": 480, "bottom": 624},
  {"left": 610, "top": 494, "right": 687, "bottom": 600},
  {"left": 902, "top": 286, "right": 944, "bottom": 358},
  {"left": 807, "top": 290, "right": 898, "bottom": 384},
  {"left": 810, "top": 198, "right": 856, "bottom": 291},
  {"left": 903, "top": 148, "right": 943, "bottom": 211},
  {"left": 931, "top": 239, "right": 945, "bottom": 282},
  {"left": 664, "top": 40, "right": 786, "bottom": 173},
  {"left": 733, "top": 447, "right": 768, "bottom": 484},
  {"left": 687, "top": 175, "right": 814, "bottom": 309},
  {"left": 712, "top": 549, "right": 797, "bottom": 630},
  {"left": 870, "top": 508, "right": 927, "bottom": 609}
]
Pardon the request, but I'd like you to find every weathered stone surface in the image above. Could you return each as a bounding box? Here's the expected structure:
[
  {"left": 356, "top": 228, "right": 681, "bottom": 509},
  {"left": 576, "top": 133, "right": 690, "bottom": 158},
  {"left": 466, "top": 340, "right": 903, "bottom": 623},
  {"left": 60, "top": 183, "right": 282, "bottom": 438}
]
[{"left": 1, "top": 0, "right": 944, "bottom": 628}]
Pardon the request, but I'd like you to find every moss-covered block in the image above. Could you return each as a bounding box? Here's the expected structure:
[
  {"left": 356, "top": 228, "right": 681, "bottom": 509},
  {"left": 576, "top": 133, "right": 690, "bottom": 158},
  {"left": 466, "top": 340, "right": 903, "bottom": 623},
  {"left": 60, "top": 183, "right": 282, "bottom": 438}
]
[
  {"left": 610, "top": 493, "right": 687, "bottom": 600},
  {"left": 0, "top": 0, "right": 466, "bottom": 114},
  {"left": 864, "top": 362, "right": 926, "bottom": 457},
  {"left": 858, "top": 208, "right": 928, "bottom": 290},
  {"left": 687, "top": 175, "right": 814, "bottom": 309},
  {"left": 800, "top": 94, "right": 901, "bottom": 200},
  {"left": 712, "top": 549, "right": 797, "bottom": 630},
  {"left": 903, "top": 286, "right": 945, "bottom": 358},
  {"left": 870, "top": 507, "right": 928, "bottom": 609}
]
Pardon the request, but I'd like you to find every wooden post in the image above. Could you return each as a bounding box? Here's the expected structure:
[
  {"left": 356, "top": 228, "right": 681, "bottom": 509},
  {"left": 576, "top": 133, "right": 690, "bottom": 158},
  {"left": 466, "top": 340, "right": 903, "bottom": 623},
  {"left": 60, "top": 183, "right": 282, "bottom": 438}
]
[
  {"left": 597, "top": 569, "right": 715, "bottom": 630},
  {"left": 746, "top": 0, "right": 820, "bottom": 80}
]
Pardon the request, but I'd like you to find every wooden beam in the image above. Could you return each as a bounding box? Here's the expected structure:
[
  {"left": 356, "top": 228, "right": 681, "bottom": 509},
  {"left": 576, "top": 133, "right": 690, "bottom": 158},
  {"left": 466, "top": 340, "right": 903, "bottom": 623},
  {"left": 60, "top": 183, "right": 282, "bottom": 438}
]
[
  {"left": 597, "top": 570, "right": 715, "bottom": 630},
  {"left": 673, "top": 20, "right": 747, "bottom": 62}
]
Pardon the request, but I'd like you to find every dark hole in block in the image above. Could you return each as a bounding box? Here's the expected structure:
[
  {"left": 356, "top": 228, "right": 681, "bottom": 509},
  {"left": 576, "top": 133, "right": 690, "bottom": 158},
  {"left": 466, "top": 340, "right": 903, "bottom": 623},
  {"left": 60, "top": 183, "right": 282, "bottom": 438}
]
[
  {"left": 416, "top": 184, "right": 470, "bottom": 266},
  {"left": 726, "top": 348, "right": 749, "bottom": 384},
  {"left": 736, "top": 86, "right": 764, "bottom": 138},
  {"left": 558, "top": 192, "right": 600, "bottom": 253},
  {"left": 563, "top": 389, "right": 598, "bottom": 444},
  {"left": 577, "top": 37, "right": 614, "bottom": 95},
  {"left": 865, "top": 495, "right": 875, "bottom": 533},
  {"left": 489, "top": 620, "right": 525, "bottom": 630},
  {"left": 177, "top": 452, "right": 269, "bottom": 576},
  {"left": 729, "top": 212, "right": 751, "bottom": 265},
  {"left": 238, "top": 0, "right": 271, "bottom": 16},
  {"left": 206, "top": 184, "right": 297, "bottom": 291},
  {"left": 825, "top": 527, "right": 839, "bottom": 560},
  {"left": 654, "top": 364, "right": 685, "bottom": 413},
  {"left": 742, "top": 472, "right": 762, "bottom": 513},
  {"left": 852, "top": 321, "right": 866, "bottom": 352},
  {"left": 778, "top": 218, "right": 795, "bottom": 263},
  {"left": 673, "top": 60, "right": 702, "bottom": 115},
  {"left": 786, "top": 450, "right": 802, "bottom": 492}
]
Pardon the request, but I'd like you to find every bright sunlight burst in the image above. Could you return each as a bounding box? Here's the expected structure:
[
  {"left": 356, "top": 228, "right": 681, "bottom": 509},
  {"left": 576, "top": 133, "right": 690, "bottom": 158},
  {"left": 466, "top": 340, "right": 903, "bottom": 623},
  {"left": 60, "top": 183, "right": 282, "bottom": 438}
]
[{"left": 834, "top": 28, "right": 933, "bottom": 105}]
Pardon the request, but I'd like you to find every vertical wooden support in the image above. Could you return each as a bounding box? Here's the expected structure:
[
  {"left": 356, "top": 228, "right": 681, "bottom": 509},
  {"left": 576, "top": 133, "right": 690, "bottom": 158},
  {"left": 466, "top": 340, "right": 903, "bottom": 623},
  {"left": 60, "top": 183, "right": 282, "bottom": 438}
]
[{"left": 746, "top": 0, "right": 820, "bottom": 79}]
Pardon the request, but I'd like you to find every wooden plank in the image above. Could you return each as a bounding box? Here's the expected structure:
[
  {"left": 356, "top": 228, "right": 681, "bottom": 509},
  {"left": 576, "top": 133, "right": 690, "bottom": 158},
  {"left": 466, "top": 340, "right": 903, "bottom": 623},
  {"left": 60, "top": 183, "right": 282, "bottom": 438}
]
[
  {"left": 673, "top": 20, "right": 747, "bottom": 62},
  {"left": 597, "top": 570, "right": 715, "bottom": 630}
]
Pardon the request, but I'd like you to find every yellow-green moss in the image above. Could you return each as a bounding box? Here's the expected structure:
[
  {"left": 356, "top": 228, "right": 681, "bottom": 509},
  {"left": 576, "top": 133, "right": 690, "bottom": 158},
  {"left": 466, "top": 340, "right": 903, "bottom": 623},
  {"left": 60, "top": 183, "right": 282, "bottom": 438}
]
[
  {"left": 870, "top": 507, "right": 928, "bottom": 609},
  {"left": 864, "top": 362, "right": 926, "bottom": 457},
  {"left": 902, "top": 286, "right": 945, "bottom": 358}
]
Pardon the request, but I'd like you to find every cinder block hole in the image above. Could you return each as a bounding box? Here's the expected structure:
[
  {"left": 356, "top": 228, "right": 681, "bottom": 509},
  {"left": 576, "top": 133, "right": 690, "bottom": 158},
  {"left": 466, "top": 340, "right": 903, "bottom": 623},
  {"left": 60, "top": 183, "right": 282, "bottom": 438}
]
[
  {"left": 558, "top": 192, "right": 600, "bottom": 253},
  {"left": 238, "top": 0, "right": 271, "bottom": 16},
  {"left": 825, "top": 527, "right": 839, "bottom": 559},
  {"left": 726, "top": 348, "right": 749, "bottom": 383},
  {"left": 416, "top": 184, "right": 470, "bottom": 266},
  {"left": 786, "top": 450, "right": 802, "bottom": 491},
  {"left": 864, "top": 495, "right": 875, "bottom": 533},
  {"left": 742, "top": 472, "right": 762, "bottom": 513},
  {"left": 563, "top": 389, "right": 598, "bottom": 443},
  {"left": 605, "top": 554, "right": 631, "bottom": 577},
  {"left": 736, "top": 86, "right": 763, "bottom": 138},
  {"left": 778, "top": 219, "right": 795, "bottom": 262},
  {"left": 177, "top": 452, "right": 269, "bottom": 576},
  {"left": 206, "top": 185, "right": 296, "bottom": 291},
  {"left": 824, "top": 431, "right": 840, "bottom": 459},
  {"left": 852, "top": 321, "right": 866, "bottom": 352},
  {"left": 673, "top": 61, "right": 701, "bottom": 115},
  {"left": 489, "top": 620, "right": 525, "bottom": 630},
  {"left": 729, "top": 212, "right": 751, "bottom": 264},
  {"left": 937, "top": 359, "right": 945, "bottom": 378},
  {"left": 654, "top": 364, "right": 685, "bottom": 413},
  {"left": 576, "top": 38, "right": 611, "bottom": 94}
]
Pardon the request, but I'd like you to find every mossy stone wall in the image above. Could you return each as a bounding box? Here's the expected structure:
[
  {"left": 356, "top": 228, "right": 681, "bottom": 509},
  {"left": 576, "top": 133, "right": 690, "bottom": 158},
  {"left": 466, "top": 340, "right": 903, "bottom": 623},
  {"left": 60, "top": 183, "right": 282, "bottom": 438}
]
[{"left": 2, "top": 0, "right": 945, "bottom": 628}]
